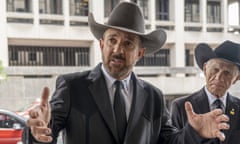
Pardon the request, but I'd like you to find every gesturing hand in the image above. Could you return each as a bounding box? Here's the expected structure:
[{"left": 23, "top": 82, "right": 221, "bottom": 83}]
[
  {"left": 185, "top": 101, "right": 229, "bottom": 141},
  {"left": 26, "top": 87, "right": 53, "bottom": 143}
]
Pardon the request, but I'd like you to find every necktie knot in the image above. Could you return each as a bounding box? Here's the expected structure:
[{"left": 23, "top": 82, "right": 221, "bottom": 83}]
[
  {"left": 213, "top": 99, "right": 224, "bottom": 112},
  {"left": 115, "top": 80, "right": 121, "bottom": 90}
]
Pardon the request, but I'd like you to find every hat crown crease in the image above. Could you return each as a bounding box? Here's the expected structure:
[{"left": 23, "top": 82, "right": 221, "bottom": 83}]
[{"left": 107, "top": 2, "right": 145, "bottom": 33}]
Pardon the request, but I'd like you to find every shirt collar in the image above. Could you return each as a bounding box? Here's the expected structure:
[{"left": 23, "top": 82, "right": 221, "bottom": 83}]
[
  {"left": 204, "top": 86, "right": 227, "bottom": 107},
  {"left": 101, "top": 64, "right": 131, "bottom": 91}
]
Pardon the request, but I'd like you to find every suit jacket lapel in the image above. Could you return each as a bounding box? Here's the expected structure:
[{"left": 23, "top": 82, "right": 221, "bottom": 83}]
[
  {"left": 193, "top": 88, "right": 210, "bottom": 114},
  {"left": 125, "top": 76, "right": 147, "bottom": 138},
  {"left": 87, "top": 64, "right": 118, "bottom": 142},
  {"left": 223, "top": 95, "right": 239, "bottom": 144}
]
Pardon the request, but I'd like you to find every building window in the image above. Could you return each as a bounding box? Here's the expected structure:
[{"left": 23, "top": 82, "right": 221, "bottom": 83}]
[
  {"left": 207, "top": 0, "right": 221, "bottom": 23},
  {"left": 39, "top": 0, "right": 63, "bottom": 14},
  {"left": 9, "top": 46, "right": 90, "bottom": 66},
  {"left": 28, "top": 52, "right": 37, "bottom": 61},
  {"left": 185, "top": 0, "right": 200, "bottom": 22},
  {"left": 207, "top": 28, "right": 223, "bottom": 32},
  {"left": 136, "top": 49, "right": 170, "bottom": 66},
  {"left": 185, "top": 49, "right": 194, "bottom": 66},
  {"left": 39, "top": 19, "right": 64, "bottom": 25},
  {"left": 9, "top": 50, "right": 18, "bottom": 65},
  {"left": 7, "top": 0, "right": 32, "bottom": 12},
  {"left": 156, "top": 0, "right": 169, "bottom": 20},
  {"left": 228, "top": 1, "right": 240, "bottom": 34},
  {"left": 104, "top": 0, "right": 119, "bottom": 17},
  {"left": 7, "top": 18, "right": 33, "bottom": 24},
  {"left": 132, "top": 0, "right": 149, "bottom": 19},
  {"left": 228, "top": 2, "right": 239, "bottom": 26},
  {"left": 184, "top": 26, "right": 202, "bottom": 31},
  {"left": 69, "top": 0, "right": 89, "bottom": 16}
]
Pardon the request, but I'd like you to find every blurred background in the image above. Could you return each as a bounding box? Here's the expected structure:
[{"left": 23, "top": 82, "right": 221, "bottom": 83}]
[
  {"left": 0, "top": 0, "right": 239, "bottom": 143},
  {"left": 0, "top": 0, "right": 239, "bottom": 110}
]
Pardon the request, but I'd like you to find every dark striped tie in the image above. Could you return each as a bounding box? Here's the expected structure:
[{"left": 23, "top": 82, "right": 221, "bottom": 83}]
[
  {"left": 213, "top": 99, "right": 224, "bottom": 113},
  {"left": 114, "top": 80, "right": 127, "bottom": 143},
  {"left": 213, "top": 99, "right": 224, "bottom": 144}
]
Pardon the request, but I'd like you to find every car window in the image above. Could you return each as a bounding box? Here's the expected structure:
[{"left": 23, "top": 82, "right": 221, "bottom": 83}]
[{"left": 0, "top": 113, "right": 24, "bottom": 129}]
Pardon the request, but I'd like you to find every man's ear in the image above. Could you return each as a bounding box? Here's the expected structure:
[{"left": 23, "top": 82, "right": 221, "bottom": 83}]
[
  {"left": 203, "top": 63, "right": 207, "bottom": 76},
  {"left": 237, "top": 74, "right": 240, "bottom": 80},
  {"left": 99, "top": 38, "right": 104, "bottom": 50},
  {"left": 233, "top": 73, "right": 240, "bottom": 84},
  {"left": 137, "top": 47, "right": 145, "bottom": 61}
]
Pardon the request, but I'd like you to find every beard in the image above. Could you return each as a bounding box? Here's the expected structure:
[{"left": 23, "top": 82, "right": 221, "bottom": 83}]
[{"left": 102, "top": 54, "right": 134, "bottom": 79}]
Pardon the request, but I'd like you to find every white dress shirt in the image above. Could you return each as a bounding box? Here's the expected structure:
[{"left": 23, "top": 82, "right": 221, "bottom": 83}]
[
  {"left": 204, "top": 86, "right": 227, "bottom": 112},
  {"left": 101, "top": 65, "right": 133, "bottom": 120}
]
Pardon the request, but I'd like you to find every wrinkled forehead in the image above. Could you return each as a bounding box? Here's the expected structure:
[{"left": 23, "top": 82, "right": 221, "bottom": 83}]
[
  {"left": 208, "top": 58, "right": 239, "bottom": 70},
  {"left": 103, "top": 28, "right": 141, "bottom": 41}
]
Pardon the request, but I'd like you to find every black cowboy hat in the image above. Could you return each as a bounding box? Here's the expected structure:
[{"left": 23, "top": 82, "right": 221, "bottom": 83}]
[
  {"left": 195, "top": 40, "right": 240, "bottom": 70},
  {"left": 88, "top": 1, "right": 166, "bottom": 54}
]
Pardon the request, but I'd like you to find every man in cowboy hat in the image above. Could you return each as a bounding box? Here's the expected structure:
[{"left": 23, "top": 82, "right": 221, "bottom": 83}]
[
  {"left": 23, "top": 1, "right": 229, "bottom": 144},
  {"left": 171, "top": 40, "right": 240, "bottom": 144}
]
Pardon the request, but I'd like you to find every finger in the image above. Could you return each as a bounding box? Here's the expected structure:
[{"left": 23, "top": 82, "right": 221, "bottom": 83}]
[
  {"left": 29, "top": 109, "right": 39, "bottom": 118},
  {"left": 185, "top": 101, "right": 196, "bottom": 120},
  {"left": 31, "top": 126, "right": 52, "bottom": 136},
  {"left": 31, "top": 126, "right": 52, "bottom": 143},
  {"left": 216, "top": 114, "right": 229, "bottom": 123},
  {"left": 41, "top": 87, "right": 50, "bottom": 107},
  {"left": 216, "top": 131, "right": 225, "bottom": 141},
  {"left": 218, "top": 123, "right": 230, "bottom": 130},
  {"left": 26, "top": 119, "right": 45, "bottom": 127},
  {"left": 35, "top": 135, "right": 53, "bottom": 143},
  {"left": 211, "top": 109, "right": 224, "bottom": 116}
]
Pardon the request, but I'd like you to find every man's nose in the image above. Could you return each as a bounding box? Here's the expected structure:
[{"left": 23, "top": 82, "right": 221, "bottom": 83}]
[{"left": 113, "top": 43, "right": 124, "bottom": 53}]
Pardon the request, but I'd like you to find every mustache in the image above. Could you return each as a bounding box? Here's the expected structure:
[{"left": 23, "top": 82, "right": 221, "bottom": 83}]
[{"left": 111, "top": 54, "right": 125, "bottom": 61}]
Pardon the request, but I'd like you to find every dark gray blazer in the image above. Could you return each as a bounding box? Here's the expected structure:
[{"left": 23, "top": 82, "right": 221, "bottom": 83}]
[
  {"left": 171, "top": 88, "right": 240, "bottom": 144},
  {"left": 23, "top": 64, "right": 203, "bottom": 144}
]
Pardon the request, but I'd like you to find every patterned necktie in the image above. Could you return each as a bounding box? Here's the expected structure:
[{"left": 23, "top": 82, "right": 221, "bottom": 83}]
[
  {"left": 114, "top": 80, "right": 127, "bottom": 143},
  {"left": 213, "top": 99, "right": 224, "bottom": 113},
  {"left": 213, "top": 99, "right": 224, "bottom": 144}
]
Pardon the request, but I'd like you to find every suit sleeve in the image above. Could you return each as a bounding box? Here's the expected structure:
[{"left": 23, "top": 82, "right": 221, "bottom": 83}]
[
  {"left": 49, "top": 75, "right": 71, "bottom": 143},
  {"left": 170, "top": 99, "right": 186, "bottom": 129},
  {"left": 157, "top": 93, "right": 203, "bottom": 144}
]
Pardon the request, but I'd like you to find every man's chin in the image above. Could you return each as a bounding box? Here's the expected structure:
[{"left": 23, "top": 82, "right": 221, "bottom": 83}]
[
  {"left": 109, "top": 63, "right": 124, "bottom": 70},
  {"left": 211, "top": 90, "right": 225, "bottom": 97}
]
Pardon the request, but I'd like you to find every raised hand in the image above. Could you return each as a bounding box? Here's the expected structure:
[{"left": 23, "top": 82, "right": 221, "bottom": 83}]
[
  {"left": 185, "top": 101, "right": 229, "bottom": 141},
  {"left": 26, "top": 87, "right": 53, "bottom": 143}
]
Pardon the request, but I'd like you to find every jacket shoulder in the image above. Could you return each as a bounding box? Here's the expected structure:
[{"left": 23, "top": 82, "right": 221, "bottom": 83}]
[
  {"left": 228, "top": 94, "right": 240, "bottom": 103},
  {"left": 58, "top": 70, "right": 91, "bottom": 82},
  {"left": 139, "top": 79, "right": 163, "bottom": 95},
  {"left": 172, "top": 89, "right": 204, "bottom": 105}
]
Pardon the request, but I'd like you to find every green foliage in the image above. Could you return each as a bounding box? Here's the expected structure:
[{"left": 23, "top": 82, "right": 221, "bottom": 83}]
[
  {"left": 0, "top": 60, "right": 3, "bottom": 73},
  {"left": 0, "top": 60, "right": 6, "bottom": 80}
]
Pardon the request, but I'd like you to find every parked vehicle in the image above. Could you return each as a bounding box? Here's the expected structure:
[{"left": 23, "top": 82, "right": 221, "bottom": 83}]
[
  {"left": 0, "top": 109, "right": 26, "bottom": 144},
  {"left": 16, "top": 99, "right": 64, "bottom": 144}
]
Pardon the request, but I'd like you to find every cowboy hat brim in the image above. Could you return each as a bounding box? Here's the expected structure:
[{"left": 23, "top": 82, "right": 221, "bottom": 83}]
[
  {"left": 88, "top": 13, "right": 166, "bottom": 54},
  {"left": 195, "top": 43, "right": 217, "bottom": 70},
  {"left": 195, "top": 41, "right": 240, "bottom": 70}
]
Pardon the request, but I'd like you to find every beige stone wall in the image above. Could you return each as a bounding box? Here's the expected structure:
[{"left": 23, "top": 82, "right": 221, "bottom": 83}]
[{"left": 1, "top": 74, "right": 239, "bottom": 111}]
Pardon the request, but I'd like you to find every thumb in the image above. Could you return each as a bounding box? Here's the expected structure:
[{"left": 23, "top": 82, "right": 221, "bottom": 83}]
[
  {"left": 41, "top": 87, "right": 50, "bottom": 107},
  {"left": 185, "top": 101, "right": 195, "bottom": 120}
]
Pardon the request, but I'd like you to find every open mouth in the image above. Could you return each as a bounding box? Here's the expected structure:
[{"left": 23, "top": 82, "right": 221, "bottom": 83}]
[
  {"left": 111, "top": 58, "right": 124, "bottom": 65},
  {"left": 110, "top": 55, "right": 125, "bottom": 66}
]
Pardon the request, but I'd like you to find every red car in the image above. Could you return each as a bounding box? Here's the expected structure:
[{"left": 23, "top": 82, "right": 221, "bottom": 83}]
[{"left": 0, "top": 109, "right": 26, "bottom": 144}]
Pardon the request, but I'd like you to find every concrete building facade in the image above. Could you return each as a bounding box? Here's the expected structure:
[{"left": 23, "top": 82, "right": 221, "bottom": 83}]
[{"left": 0, "top": 0, "right": 240, "bottom": 110}]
